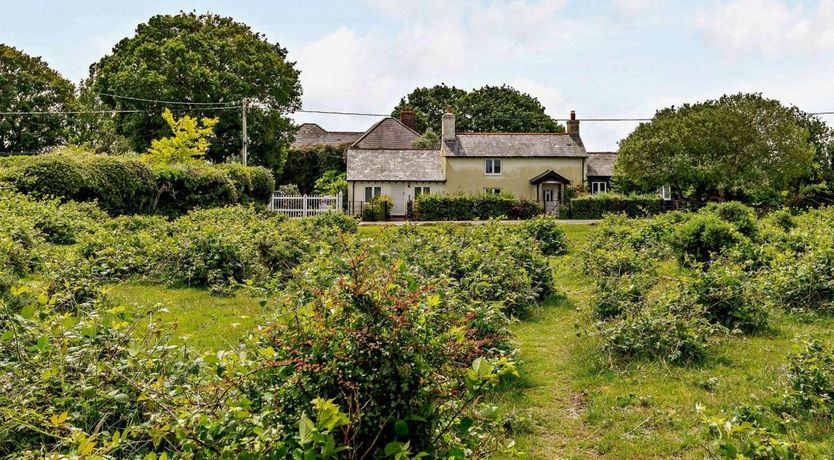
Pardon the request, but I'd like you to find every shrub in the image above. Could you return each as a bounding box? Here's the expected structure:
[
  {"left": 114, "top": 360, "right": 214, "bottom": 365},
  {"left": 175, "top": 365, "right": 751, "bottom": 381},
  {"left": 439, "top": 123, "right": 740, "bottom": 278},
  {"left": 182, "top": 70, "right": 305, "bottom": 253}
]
[
  {"left": 568, "top": 193, "right": 662, "bottom": 219},
  {"left": 685, "top": 262, "right": 770, "bottom": 333},
  {"left": 783, "top": 339, "right": 834, "bottom": 420},
  {"left": 767, "top": 247, "right": 834, "bottom": 313},
  {"left": 704, "top": 414, "right": 801, "bottom": 460},
  {"left": 362, "top": 194, "right": 393, "bottom": 221},
  {"left": 670, "top": 214, "right": 741, "bottom": 266},
  {"left": 0, "top": 152, "right": 274, "bottom": 216},
  {"left": 597, "top": 300, "right": 717, "bottom": 364},
  {"left": 590, "top": 274, "right": 652, "bottom": 320},
  {"left": 414, "top": 193, "right": 542, "bottom": 221},
  {"left": 519, "top": 215, "right": 567, "bottom": 255},
  {"left": 702, "top": 201, "right": 758, "bottom": 237}
]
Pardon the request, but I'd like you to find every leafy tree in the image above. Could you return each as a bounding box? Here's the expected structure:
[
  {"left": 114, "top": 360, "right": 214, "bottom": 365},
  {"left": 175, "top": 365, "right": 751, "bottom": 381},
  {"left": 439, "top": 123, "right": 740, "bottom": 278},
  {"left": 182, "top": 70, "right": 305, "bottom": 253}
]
[
  {"left": 392, "top": 84, "right": 563, "bottom": 134},
  {"left": 392, "top": 83, "right": 467, "bottom": 134},
  {"left": 142, "top": 109, "right": 218, "bottom": 165},
  {"left": 0, "top": 44, "right": 76, "bottom": 153},
  {"left": 279, "top": 144, "right": 347, "bottom": 194},
  {"left": 68, "top": 78, "right": 132, "bottom": 153},
  {"left": 313, "top": 169, "right": 347, "bottom": 197},
  {"left": 90, "top": 12, "right": 301, "bottom": 171},
  {"left": 456, "top": 85, "right": 564, "bottom": 133},
  {"left": 615, "top": 93, "right": 816, "bottom": 204},
  {"left": 411, "top": 128, "right": 440, "bottom": 149}
]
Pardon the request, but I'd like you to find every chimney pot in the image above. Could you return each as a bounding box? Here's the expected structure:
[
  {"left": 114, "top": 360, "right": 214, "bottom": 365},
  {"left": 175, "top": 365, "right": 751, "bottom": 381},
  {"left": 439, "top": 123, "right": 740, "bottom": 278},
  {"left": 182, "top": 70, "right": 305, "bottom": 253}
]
[{"left": 566, "top": 110, "right": 579, "bottom": 136}]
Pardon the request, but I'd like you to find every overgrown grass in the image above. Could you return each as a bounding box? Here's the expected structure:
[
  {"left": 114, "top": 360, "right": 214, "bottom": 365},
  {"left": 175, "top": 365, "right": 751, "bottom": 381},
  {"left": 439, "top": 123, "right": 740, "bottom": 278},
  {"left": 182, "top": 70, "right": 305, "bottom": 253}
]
[
  {"left": 494, "top": 225, "right": 834, "bottom": 459},
  {"left": 107, "top": 281, "right": 271, "bottom": 351}
]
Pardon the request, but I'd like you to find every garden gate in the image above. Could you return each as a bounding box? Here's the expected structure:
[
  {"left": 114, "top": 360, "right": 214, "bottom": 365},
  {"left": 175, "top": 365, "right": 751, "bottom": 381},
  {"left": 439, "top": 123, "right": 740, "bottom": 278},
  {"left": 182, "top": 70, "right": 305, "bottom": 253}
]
[{"left": 269, "top": 192, "right": 343, "bottom": 218}]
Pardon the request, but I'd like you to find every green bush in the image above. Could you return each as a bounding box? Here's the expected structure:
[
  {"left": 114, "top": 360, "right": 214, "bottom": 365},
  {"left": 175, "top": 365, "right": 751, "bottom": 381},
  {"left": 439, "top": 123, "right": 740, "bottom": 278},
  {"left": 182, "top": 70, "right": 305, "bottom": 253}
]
[
  {"left": 702, "top": 201, "right": 758, "bottom": 237},
  {"left": 685, "top": 262, "right": 770, "bottom": 333},
  {"left": 670, "top": 214, "right": 741, "bottom": 266},
  {"left": 519, "top": 215, "right": 568, "bottom": 255},
  {"left": 0, "top": 152, "right": 274, "bottom": 216},
  {"left": 568, "top": 193, "right": 662, "bottom": 219},
  {"left": 783, "top": 339, "right": 834, "bottom": 421},
  {"left": 414, "top": 193, "right": 542, "bottom": 220},
  {"left": 597, "top": 300, "right": 717, "bottom": 364},
  {"left": 590, "top": 274, "right": 652, "bottom": 320},
  {"left": 704, "top": 413, "right": 801, "bottom": 460},
  {"left": 362, "top": 194, "right": 393, "bottom": 221}
]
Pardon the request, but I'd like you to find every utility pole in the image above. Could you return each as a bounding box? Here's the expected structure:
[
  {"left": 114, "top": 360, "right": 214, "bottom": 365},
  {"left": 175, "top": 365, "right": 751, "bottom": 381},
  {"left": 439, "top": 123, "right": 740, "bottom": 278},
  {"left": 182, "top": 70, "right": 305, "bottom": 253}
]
[{"left": 241, "top": 99, "right": 248, "bottom": 166}]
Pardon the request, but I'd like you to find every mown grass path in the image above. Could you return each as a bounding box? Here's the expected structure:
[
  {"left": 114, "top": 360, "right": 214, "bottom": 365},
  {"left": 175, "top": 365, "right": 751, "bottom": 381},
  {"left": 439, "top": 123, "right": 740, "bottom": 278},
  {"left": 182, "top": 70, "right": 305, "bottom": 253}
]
[{"left": 495, "top": 224, "right": 834, "bottom": 459}]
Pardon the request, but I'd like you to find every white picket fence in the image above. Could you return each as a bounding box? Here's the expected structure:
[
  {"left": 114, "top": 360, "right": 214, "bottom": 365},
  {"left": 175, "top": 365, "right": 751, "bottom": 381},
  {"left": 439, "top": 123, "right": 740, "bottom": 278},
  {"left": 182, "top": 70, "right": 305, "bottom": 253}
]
[{"left": 269, "top": 192, "right": 343, "bottom": 218}]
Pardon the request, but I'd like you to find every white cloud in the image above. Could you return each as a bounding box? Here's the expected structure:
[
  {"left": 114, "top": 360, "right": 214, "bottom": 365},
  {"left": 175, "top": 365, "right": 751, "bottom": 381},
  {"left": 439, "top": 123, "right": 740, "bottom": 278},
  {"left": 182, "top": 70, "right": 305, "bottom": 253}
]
[
  {"left": 612, "top": 0, "right": 659, "bottom": 13},
  {"left": 697, "top": 0, "right": 834, "bottom": 55},
  {"left": 292, "top": 0, "right": 586, "bottom": 131}
]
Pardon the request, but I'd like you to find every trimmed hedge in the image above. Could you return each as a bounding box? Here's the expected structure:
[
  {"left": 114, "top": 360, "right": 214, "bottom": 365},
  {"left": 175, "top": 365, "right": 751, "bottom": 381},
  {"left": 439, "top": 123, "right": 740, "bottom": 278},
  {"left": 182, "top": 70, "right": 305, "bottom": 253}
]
[
  {"left": 568, "top": 193, "right": 662, "bottom": 219},
  {"left": 0, "top": 153, "right": 274, "bottom": 216},
  {"left": 414, "top": 193, "right": 542, "bottom": 220}
]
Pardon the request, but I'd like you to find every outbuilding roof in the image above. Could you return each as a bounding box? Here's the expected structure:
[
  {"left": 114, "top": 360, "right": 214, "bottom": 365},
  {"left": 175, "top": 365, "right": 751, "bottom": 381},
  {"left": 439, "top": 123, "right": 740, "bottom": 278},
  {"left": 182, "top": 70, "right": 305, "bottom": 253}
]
[
  {"left": 448, "top": 133, "right": 587, "bottom": 158},
  {"left": 587, "top": 151, "right": 618, "bottom": 177},
  {"left": 346, "top": 149, "right": 445, "bottom": 182},
  {"left": 351, "top": 118, "right": 419, "bottom": 150},
  {"left": 291, "top": 123, "right": 363, "bottom": 148}
]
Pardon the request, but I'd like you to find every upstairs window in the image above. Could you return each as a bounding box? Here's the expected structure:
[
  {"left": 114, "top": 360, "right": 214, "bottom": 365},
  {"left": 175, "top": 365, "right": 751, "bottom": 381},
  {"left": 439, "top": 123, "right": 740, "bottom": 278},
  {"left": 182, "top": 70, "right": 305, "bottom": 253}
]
[
  {"left": 485, "top": 158, "right": 502, "bottom": 175},
  {"left": 484, "top": 188, "right": 502, "bottom": 195},
  {"left": 364, "top": 186, "right": 381, "bottom": 202}
]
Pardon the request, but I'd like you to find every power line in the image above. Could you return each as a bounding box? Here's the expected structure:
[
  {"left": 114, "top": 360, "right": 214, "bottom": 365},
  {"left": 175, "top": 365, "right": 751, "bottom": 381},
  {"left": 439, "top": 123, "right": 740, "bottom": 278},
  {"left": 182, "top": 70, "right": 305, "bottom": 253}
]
[
  {"left": 0, "top": 106, "right": 241, "bottom": 116},
  {"left": 98, "top": 93, "right": 240, "bottom": 107}
]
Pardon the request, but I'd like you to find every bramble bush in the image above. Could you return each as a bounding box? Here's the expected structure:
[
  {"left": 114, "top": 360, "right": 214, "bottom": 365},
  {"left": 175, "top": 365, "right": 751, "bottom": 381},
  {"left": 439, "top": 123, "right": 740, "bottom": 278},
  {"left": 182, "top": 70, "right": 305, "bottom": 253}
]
[
  {"left": 702, "top": 201, "right": 759, "bottom": 237},
  {"left": 684, "top": 261, "right": 770, "bottom": 333},
  {"left": 519, "top": 215, "right": 567, "bottom": 255},
  {"left": 783, "top": 340, "right": 834, "bottom": 421},
  {"left": 669, "top": 213, "right": 742, "bottom": 266}
]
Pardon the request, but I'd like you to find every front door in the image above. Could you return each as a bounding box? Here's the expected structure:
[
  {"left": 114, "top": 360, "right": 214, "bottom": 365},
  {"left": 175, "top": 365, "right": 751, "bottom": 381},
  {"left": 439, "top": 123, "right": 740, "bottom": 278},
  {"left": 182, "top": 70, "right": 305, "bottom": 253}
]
[{"left": 542, "top": 184, "right": 561, "bottom": 214}]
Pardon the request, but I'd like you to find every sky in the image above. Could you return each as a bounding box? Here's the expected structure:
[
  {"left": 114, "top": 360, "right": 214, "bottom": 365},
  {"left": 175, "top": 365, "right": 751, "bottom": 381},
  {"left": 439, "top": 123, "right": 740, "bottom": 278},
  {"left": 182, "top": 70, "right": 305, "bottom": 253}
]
[{"left": 2, "top": 0, "right": 834, "bottom": 150}]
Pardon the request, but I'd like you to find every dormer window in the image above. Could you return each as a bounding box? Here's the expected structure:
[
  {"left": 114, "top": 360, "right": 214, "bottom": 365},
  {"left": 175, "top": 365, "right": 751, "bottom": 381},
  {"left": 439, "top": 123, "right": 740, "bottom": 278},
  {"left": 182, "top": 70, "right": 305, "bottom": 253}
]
[{"left": 485, "top": 158, "right": 502, "bottom": 175}]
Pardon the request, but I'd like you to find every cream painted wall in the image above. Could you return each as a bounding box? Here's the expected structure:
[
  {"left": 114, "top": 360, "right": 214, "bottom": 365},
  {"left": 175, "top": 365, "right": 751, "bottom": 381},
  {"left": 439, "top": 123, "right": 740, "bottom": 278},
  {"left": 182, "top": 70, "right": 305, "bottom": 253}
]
[
  {"left": 444, "top": 157, "right": 585, "bottom": 199},
  {"left": 348, "top": 181, "right": 446, "bottom": 216}
]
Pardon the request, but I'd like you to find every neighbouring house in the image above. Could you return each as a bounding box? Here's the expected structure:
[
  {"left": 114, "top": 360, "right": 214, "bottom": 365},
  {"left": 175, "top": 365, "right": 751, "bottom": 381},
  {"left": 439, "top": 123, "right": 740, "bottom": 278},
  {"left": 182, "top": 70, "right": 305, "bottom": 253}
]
[
  {"left": 586, "top": 152, "right": 617, "bottom": 194},
  {"left": 291, "top": 123, "right": 364, "bottom": 148},
  {"left": 345, "top": 109, "right": 615, "bottom": 217}
]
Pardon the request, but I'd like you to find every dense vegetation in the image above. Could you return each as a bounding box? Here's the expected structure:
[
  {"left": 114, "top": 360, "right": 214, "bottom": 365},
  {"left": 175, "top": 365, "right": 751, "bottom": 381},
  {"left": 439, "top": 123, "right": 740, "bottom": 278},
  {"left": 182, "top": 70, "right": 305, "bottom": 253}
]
[
  {"left": 0, "top": 150, "right": 273, "bottom": 216},
  {"left": 567, "top": 193, "right": 662, "bottom": 219},
  {"left": 413, "top": 193, "right": 541, "bottom": 221},
  {"left": 577, "top": 202, "right": 834, "bottom": 457},
  {"left": 0, "top": 187, "right": 567, "bottom": 458}
]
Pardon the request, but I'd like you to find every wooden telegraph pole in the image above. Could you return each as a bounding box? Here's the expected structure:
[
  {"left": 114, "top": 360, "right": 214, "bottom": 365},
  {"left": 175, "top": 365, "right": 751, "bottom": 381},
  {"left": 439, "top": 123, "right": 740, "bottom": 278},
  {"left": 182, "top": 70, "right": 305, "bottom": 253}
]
[{"left": 241, "top": 99, "right": 248, "bottom": 166}]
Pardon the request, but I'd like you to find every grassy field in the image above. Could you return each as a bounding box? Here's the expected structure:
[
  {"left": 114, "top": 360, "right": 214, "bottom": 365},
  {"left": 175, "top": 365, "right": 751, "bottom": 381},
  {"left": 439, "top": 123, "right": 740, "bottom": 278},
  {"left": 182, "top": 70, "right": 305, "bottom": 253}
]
[
  {"left": 99, "top": 223, "right": 834, "bottom": 458},
  {"left": 495, "top": 225, "right": 834, "bottom": 459},
  {"left": 107, "top": 281, "right": 272, "bottom": 351}
]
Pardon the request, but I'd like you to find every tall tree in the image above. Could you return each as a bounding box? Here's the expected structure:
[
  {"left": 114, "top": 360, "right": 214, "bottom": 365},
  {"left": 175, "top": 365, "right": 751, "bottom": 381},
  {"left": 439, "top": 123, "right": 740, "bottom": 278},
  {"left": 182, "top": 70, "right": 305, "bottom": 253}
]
[
  {"left": 392, "top": 84, "right": 467, "bottom": 134},
  {"left": 90, "top": 12, "right": 301, "bottom": 171},
  {"left": 615, "top": 93, "right": 816, "bottom": 204},
  {"left": 0, "top": 44, "right": 76, "bottom": 153},
  {"left": 392, "top": 84, "right": 563, "bottom": 134}
]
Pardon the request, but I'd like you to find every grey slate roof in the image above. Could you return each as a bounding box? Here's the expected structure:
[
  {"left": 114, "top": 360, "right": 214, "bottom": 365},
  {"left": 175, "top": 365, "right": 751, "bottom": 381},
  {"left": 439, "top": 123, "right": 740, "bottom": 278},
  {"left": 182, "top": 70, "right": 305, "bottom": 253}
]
[
  {"left": 587, "top": 151, "right": 618, "bottom": 177},
  {"left": 347, "top": 149, "right": 445, "bottom": 181},
  {"left": 448, "top": 133, "right": 587, "bottom": 158},
  {"left": 351, "top": 118, "right": 419, "bottom": 150},
  {"left": 291, "top": 123, "right": 363, "bottom": 148}
]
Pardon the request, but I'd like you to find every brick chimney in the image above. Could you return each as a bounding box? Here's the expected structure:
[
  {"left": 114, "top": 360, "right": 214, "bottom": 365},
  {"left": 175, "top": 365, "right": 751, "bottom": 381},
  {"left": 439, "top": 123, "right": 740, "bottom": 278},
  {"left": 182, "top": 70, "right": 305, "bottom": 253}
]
[
  {"left": 399, "top": 107, "right": 417, "bottom": 131},
  {"left": 566, "top": 110, "right": 579, "bottom": 136},
  {"left": 441, "top": 108, "right": 456, "bottom": 143}
]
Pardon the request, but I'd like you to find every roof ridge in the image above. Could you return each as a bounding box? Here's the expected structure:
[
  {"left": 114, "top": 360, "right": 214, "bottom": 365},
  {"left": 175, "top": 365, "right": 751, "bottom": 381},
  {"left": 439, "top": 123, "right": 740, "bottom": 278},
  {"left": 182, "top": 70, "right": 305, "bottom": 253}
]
[{"left": 457, "top": 131, "right": 572, "bottom": 136}]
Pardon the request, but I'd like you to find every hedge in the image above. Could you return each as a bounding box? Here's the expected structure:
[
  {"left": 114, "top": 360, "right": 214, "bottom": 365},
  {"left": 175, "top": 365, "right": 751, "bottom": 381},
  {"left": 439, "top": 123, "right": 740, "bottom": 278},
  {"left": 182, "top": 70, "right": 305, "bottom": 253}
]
[
  {"left": 414, "top": 193, "right": 542, "bottom": 220},
  {"left": 568, "top": 193, "right": 662, "bottom": 219},
  {"left": 0, "top": 153, "right": 274, "bottom": 216}
]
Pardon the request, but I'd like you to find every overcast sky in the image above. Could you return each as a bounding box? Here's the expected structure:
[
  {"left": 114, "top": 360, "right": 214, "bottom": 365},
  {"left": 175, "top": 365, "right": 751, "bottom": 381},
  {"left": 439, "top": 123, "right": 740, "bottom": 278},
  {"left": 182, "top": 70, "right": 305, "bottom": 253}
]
[{"left": 3, "top": 0, "right": 834, "bottom": 150}]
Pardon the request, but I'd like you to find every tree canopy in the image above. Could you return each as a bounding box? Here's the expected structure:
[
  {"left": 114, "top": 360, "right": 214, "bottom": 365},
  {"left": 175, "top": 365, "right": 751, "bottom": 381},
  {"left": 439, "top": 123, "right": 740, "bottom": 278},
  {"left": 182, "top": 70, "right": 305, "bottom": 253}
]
[
  {"left": 615, "top": 93, "right": 817, "bottom": 204},
  {"left": 0, "top": 44, "right": 76, "bottom": 153},
  {"left": 392, "top": 84, "right": 563, "bottom": 134},
  {"left": 89, "top": 12, "right": 301, "bottom": 171},
  {"left": 141, "top": 109, "right": 219, "bottom": 165}
]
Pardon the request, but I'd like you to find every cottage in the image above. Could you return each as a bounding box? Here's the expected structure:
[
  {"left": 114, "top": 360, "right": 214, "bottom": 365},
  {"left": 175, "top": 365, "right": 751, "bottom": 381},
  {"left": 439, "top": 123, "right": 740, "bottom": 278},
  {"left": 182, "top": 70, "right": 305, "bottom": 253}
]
[
  {"left": 291, "top": 123, "right": 364, "bottom": 148},
  {"left": 586, "top": 151, "right": 617, "bottom": 194},
  {"left": 345, "top": 109, "right": 611, "bottom": 218}
]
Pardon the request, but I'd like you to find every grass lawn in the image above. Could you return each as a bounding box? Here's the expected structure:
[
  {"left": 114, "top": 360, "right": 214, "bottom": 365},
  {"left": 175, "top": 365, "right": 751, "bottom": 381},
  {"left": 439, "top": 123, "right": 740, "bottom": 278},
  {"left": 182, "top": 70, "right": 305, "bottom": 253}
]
[
  {"left": 494, "top": 224, "right": 834, "bottom": 459},
  {"left": 107, "top": 281, "right": 271, "bottom": 351}
]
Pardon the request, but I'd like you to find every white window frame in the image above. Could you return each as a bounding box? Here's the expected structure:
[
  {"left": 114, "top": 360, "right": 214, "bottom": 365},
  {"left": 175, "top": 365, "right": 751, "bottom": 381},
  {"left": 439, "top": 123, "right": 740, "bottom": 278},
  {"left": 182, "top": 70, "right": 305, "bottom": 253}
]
[
  {"left": 484, "top": 187, "right": 502, "bottom": 195},
  {"left": 364, "top": 186, "right": 381, "bottom": 202},
  {"left": 658, "top": 185, "right": 672, "bottom": 201},
  {"left": 414, "top": 186, "right": 431, "bottom": 198},
  {"left": 543, "top": 189, "right": 555, "bottom": 202},
  {"left": 591, "top": 181, "right": 608, "bottom": 194},
  {"left": 485, "top": 158, "right": 502, "bottom": 175}
]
